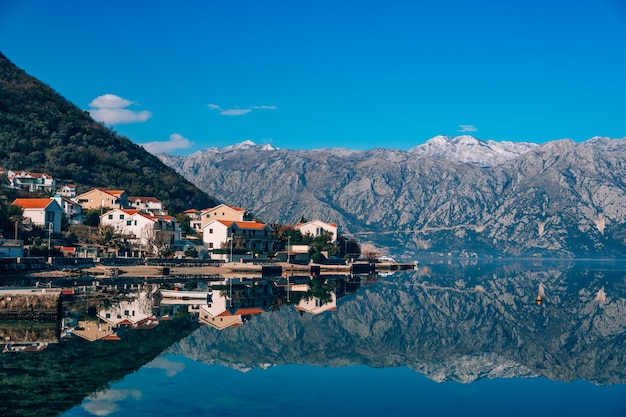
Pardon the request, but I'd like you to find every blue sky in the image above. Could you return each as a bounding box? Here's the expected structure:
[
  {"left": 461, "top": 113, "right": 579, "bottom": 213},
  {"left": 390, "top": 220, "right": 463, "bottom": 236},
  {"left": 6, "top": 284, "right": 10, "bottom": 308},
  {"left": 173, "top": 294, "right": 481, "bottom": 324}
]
[{"left": 1, "top": 0, "right": 625, "bottom": 155}]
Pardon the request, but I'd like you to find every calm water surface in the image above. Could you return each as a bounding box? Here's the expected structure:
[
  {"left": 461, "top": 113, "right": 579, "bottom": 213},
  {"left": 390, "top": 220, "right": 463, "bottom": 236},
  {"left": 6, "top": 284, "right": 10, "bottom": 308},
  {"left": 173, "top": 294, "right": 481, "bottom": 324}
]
[{"left": 2, "top": 259, "right": 626, "bottom": 416}]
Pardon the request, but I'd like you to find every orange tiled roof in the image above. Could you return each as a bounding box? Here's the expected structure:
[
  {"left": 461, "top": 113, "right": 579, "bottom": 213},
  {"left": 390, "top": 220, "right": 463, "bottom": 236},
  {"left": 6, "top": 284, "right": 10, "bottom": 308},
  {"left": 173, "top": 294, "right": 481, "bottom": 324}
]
[
  {"left": 236, "top": 221, "right": 268, "bottom": 229},
  {"left": 235, "top": 307, "right": 264, "bottom": 315},
  {"left": 101, "top": 209, "right": 140, "bottom": 217},
  {"left": 90, "top": 188, "right": 126, "bottom": 197},
  {"left": 12, "top": 198, "right": 55, "bottom": 209}
]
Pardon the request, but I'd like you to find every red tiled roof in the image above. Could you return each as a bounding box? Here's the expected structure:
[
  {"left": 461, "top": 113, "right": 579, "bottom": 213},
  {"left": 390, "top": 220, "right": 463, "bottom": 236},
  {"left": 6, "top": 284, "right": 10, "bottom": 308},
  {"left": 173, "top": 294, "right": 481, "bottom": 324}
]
[
  {"left": 235, "top": 308, "right": 264, "bottom": 315},
  {"left": 100, "top": 209, "right": 140, "bottom": 218},
  {"left": 212, "top": 220, "right": 267, "bottom": 229},
  {"left": 12, "top": 198, "right": 55, "bottom": 209}
]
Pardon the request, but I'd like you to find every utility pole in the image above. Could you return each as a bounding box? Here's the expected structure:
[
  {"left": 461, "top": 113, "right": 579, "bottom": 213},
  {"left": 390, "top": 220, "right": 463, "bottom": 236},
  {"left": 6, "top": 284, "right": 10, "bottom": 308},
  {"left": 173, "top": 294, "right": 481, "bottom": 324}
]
[{"left": 47, "top": 222, "right": 53, "bottom": 257}]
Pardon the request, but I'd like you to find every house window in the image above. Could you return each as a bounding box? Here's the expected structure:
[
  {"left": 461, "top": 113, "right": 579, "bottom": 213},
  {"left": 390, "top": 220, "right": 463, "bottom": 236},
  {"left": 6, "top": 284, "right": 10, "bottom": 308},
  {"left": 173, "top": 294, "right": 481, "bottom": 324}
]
[
  {"left": 208, "top": 243, "right": 213, "bottom": 248},
  {"left": 108, "top": 214, "right": 113, "bottom": 220},
  {"left": 124, "top": 310, "right": 130, "bottom": 316},
  {"left": 126, "top": 220, "right": 132, "bottom": 226},
  {"left": 120, "top": 214, "right": 124, "bottom": 219},
  {"left": 209, "top": 228, "right": 213, "bottom": 234},
  {"left": 134, "top": 220, "right": 137, "bottom": 226},
  {"left": 105, "top": 313, "right": 111, "bottom": 319}
]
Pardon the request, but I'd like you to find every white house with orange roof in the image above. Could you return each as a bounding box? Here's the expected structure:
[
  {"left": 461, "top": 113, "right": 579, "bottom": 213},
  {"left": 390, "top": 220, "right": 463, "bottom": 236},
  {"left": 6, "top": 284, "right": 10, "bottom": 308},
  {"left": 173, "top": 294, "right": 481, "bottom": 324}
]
[
  {"left": 184, "top": 209, "right": 203, "bottom": 232},
  {"left": 11, "top": 198, "right": 63, "bottom": 233},
  {"left": 97, "top": 288, "right": 159, "bottom": 329},
  {"left": 201, "top": 203, "right": 253, "bottom": 228},
  {"left": 197, "top": 283, "right": 267, "bottom": 330},
  {"left": 128, "top": 196, "right": 166, "bottom": 215},
  {"left": 6, "top": 170, "right": 55, "bottom": 193},
  {"left": 296, "top": 220, "right": 338, "bottom": 243},
  {"left": 100, "top": 209, "right": 181, "bottom": 248},
  {"left": 202, "top": 219, "right": 275, "bottom": 253},
  {"left": 75, "top": 188, "right": 129, "bottom": 210}
]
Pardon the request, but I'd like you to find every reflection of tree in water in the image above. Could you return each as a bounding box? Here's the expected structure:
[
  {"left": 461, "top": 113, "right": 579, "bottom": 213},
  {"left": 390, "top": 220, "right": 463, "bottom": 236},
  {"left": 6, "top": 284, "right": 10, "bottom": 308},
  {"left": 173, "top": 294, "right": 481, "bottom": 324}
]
[{"left": 307, "top": 276, "right": 338, "bottom": 306}]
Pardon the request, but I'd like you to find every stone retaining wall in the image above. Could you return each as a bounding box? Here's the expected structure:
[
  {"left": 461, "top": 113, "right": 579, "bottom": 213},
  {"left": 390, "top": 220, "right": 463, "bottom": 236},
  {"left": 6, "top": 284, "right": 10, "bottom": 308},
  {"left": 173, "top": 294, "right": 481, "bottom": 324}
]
[{"left": 0, "top": 291, "right": 61, "bottom": 321}]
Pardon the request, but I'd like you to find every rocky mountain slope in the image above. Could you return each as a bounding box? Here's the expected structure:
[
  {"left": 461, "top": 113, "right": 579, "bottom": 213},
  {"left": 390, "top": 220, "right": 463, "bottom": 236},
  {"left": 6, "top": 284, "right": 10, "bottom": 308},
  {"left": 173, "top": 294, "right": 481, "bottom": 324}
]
[{"left": 159, "top": 136, "right": 626, "bottom": 258}]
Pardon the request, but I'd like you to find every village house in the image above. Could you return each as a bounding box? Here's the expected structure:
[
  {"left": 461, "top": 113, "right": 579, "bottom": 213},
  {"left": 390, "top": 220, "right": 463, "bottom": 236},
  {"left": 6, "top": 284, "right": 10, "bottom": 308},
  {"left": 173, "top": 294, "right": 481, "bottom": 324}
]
[
  {"left": 100, "top": 208, "right": 181, "bottom": 249},
  {"left": 184, "top": 209, "right": 203, "bottom": 232},
  {"left": 201, "top": 203, "right": 253, "bottom": 228},
  {"left": 56, "top": 184, "right": 77, "bottom": 198},
  {"left": 128, "top": 196, "right": 167, "bottom": 215},
  {"left": 11, "top": 198, "right": 63, "bottom": 233},
  {"left": 5, "top": 170, "right": 56, "bottom": 194},
  {"left": 202, "top": 219, "right": 275, "bottom": 254},
  {"left": 75, "top": 188, "right": 129, "bottom": 211},
  {"left": 296, "top": 220, "right": 338, "bottom": 243},
  {"left": 52, "top": 195, "right": 83, "bottom": 225},
  {"left": 97, "top": 288, "right": 160, "bottom": 330},
  {"left": 197, "top": 281, "right": 271, "bottom": 330}
]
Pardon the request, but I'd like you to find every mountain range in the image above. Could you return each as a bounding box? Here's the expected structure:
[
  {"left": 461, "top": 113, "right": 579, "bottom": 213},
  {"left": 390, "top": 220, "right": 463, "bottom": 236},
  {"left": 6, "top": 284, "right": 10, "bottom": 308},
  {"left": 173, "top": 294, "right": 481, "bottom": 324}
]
[
  {"left": 159, "top": 135, "right": 626, "bottom": 258},
  {"left": 2, "top": 49, "right": 625, "bottom": 258}
]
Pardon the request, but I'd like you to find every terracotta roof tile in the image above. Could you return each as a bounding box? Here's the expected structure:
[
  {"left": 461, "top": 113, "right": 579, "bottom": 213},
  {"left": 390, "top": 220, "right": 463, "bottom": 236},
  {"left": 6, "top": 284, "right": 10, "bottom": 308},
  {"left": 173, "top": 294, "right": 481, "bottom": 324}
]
[{"left": 12, "top": 198, "right": 55, "bottom": 209}]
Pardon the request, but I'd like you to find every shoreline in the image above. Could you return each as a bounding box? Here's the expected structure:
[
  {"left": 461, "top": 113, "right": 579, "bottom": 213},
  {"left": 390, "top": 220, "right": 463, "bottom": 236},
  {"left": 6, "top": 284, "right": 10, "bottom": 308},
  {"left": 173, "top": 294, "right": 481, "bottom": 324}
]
[{"left": 2, "top": 260, "right": 411, "bottom": 280}]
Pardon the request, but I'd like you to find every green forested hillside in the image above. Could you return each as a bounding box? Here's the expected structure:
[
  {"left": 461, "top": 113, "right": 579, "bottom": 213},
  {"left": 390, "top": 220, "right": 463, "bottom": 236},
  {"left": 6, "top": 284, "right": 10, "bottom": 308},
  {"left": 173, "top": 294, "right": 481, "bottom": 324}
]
[{"left": 0, "top": 51, "right": 218, "bottom": 214}]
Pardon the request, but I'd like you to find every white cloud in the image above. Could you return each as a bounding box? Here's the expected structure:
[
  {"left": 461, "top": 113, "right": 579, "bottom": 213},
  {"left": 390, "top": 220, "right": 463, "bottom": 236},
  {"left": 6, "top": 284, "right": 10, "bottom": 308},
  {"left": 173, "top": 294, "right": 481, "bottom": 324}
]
[
  {"left": 89, "top": 108, "right": 152, "bottom": 124},
  {"left": 88, "top": 93, "right": 152, "bottom": 125},
  {"left": 208, "top": 103, "right": 277, "bottom": 116},
  {"left": 220, "top": 108, "right": 252, "bottom": 116},
  {"left": 83, "top": 401, "right": 120, "bottom": 416},
  {"left": 89, "top": 94, "right": 132, "bottom": 109},
  {"left": 141, "top": 133, "right": 192, "bottom": 154},
  {"left": 457, "top": 124, "right": 478, "bottom": 133},
  {"left": 82, "top": 389, "right": 142, "bottom": 416},
  {"left": 144, "top": 357, "right": 186, "bottom": 377}
]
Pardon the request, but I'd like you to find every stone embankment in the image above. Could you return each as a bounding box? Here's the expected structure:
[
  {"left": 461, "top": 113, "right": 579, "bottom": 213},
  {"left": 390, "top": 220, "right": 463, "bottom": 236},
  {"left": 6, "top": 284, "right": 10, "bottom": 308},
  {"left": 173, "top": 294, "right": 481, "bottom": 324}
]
[{"left": 0, "top": 289, "right": 61, "bottom": 321}]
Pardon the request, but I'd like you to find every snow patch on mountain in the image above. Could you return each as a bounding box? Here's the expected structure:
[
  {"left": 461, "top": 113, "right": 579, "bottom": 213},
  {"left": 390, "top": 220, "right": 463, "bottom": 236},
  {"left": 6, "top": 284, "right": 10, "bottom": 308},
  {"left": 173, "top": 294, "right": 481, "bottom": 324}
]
[
  {"left": 222, "top": 140, "right": 278, "bottom": 152},
  {"left": 409, "top": 135, "right": 539, "bottom": 166}
]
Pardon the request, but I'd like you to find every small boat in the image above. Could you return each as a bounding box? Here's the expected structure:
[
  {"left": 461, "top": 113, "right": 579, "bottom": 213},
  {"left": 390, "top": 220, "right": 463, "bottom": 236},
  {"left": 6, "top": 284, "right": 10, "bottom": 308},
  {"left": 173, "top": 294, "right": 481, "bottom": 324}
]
[
  {"left": 536, "top": 295, "right": 542, "bottom": 305},
  {"left": 160, "top": 288, "right": 211, "bottom": 300}
]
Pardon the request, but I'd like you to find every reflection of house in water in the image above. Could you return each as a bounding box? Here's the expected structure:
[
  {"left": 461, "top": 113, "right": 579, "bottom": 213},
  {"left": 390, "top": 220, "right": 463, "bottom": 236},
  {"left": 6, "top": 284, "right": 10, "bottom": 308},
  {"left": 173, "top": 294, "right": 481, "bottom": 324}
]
[
  {"left": 97, "top": 288, "right": 160, "bottom": 330},
  {"left": 198, "top": 280, "right": 275, "bottom": 330},
  {"left": 70, "top": 320, "right": 122, "bottom": 342},
  {"left": 296, "top": 292, "right": 337, "bottom": 315}
]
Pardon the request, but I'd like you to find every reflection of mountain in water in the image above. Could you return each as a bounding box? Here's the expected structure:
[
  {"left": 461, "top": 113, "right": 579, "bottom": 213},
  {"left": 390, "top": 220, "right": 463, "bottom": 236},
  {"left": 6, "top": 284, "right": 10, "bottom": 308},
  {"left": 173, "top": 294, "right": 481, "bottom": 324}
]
[{"left": 172, "top": 261, "right": 626, "bottom": 385}]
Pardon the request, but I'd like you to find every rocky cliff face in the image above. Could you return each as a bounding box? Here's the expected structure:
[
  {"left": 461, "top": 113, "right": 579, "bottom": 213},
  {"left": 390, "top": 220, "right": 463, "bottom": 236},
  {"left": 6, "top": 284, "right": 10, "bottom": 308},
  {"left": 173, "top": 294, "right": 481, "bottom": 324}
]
[
  {"left": 169, "top": 261, "right": 626, "bottom": 385},
  {"left": 159, "top": 136, "right": 626, "bottom": 258}
]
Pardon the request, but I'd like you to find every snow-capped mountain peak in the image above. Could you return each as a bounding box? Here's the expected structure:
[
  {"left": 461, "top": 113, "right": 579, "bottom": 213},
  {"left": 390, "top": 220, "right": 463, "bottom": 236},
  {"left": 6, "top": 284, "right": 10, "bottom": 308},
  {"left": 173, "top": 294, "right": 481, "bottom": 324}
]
[{"left": 409, "top": 135, "right": 538, "bottom": 166}]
